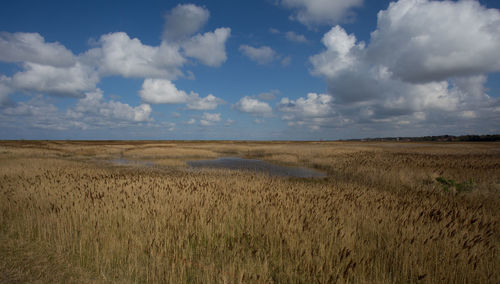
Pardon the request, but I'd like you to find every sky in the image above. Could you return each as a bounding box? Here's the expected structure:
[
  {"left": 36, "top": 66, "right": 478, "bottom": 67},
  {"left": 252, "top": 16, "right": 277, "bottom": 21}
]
[{"left": 0, "top": 0, "right": 499, "bottom": 140}]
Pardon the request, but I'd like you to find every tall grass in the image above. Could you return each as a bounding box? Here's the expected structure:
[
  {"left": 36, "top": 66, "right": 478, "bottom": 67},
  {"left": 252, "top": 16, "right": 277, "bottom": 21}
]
[{"left": 0, "top": 141, "right": 499, "bottom": 283}]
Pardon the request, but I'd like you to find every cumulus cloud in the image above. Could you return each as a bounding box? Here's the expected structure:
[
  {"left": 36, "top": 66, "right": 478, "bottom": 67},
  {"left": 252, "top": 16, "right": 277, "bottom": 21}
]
[
  {"left": 278, "top": 93, "right": 333, "bottom": 118},
  {"left": 310, "top": 26, "right": 364, "bottom": 78},
  {"left": 0, "top": 77, "right": 12, "bottom": 106},
  {"left": 10, "top": 62, "right": 98, "bottom": 97},
  {"left": 257, "top": 89, "right": 280, "bottom": 101},
  {"left": 161, "top": 4, "right": 231, "bottom": 67},
  {"left": 269, "top": 28, "right": 280, "bottom": 34},
  {"left": 1, "top": 96, "right": 70, "bottom": 131},
  {"left": 224, "top": 119, "right": 234, "bottom": 126},
  {"left": 186, "top": 94, "right": 223, "bottom": 110},
  {"left": 202, "top": 112, "right": 221, "bottom": 122},
  {"left": 234, "top": 96, "right": 273, "bottom": 116},
  {"left": 86, "top": 32, "right": 185, "bottom": 79},
  {"left": 0, "top": 31, "right": 186, "bottom": 98},
  {"left": 0, "top": 33, "right": 98, "bottom": 97},
  {"left": 1, "top": 90, "right": 153, "bottom": 132},
  {"left": 200, "top": 120, "right": 212, "bottom": 127},
  {"left": 163, "top": 4, "right": 210, "bottom": 42},
  {"left": 367, "top": 0, "right": 500, "bottom": 83},
  {"left": 3, "top": 96, "right": 57, "bottom": 118},
  {"left": 239, "top": 45, "right": 278, "bottom": 65},
  {"left": 80, "top": 7, "right": 230, "bottom": 78},
  {"left": 0, "top": 3, "right": 234, "bottom": 136},
  {"left": 281, "top": 56, "right": 292, "bottom": 67},
  {"left": 132, "top": 104, "right": 153, "bottom": 122},
  {"left": 139, "top": 79, "right": 222, "bottom": 110},
  {"left": 68, "top": 89, "right": 152, "bottom": 122},
  {"left": 310, "top": 27, "right": 488, "bottom": 119},
  {"left": 0, "top": 4, "right": 230, "bottom": 104},
  {"left": 0, "top": 32, "right": 75, "bottom": 67},
  {"left": 200, "top": 112, "right": 221, "bottom": 126},
  {"left": 182, "top": 28, "right": 231, "bottom": 67},
  {"left": 285, "top": 31, "right": 308, "bottom": 43},
  {"left": 280, "top": 0, "right": 363, "bottom": 27},
  {"left": 301, "top": 0, "right": 500, "bottom": 133},
  {"left": 139, "top": 79, "right": 189, "bottom": 104}
]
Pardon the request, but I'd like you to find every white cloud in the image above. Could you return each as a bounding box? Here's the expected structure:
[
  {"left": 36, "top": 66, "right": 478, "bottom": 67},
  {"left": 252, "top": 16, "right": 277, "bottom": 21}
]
[
  {"left": 234, "top": 96, "right": 273, "bottom": 115},
  {"left": 3, "top": 96, "right": 58, "bottom": 117},
  {"left": 163, "top": 4, "right": 210, "bottom": 42},
  {"left": 0, "top": 7, "right": 230, "bottom": 106},
  {"left": 0, "top": 77, "right": 12, "bottom": 106},
  {"left": 11, "top": 62, "right": 99, "bottom": 97},
  {"left": 239, "top": 45, "right": 277, "bottom": 65},
  {"left": 1, "top": 90, "right": 153, "bottom": 132},
  {"left": 186, "top": 94, "right": 223, "bottom": 110},
  {"left": 281, "top": 56, "right": 292, "bottom": 67},
  {"left": 269, "top": 28, "right": 280, "bottom": 34},
  {"left": 224, "top": 119, "right": 234, "bottom": 126},
  {"left": 199, "top": 120, "right": 212, "bottom": 127},
  {"left": 139, "top": 79, "right": 223, "bottom": 110},
  {"left": 257, "top": 89, "right": 280, "bottom": 101},
  {"left": 182, "top": 28, "right": 231, "bottom": 67},
  {"left": 311, "top": 28, "right": 465, "bottom": 113},
  {"left": 161, "top": 5, "right": 230, "bottom": 67},
  {"left": 367, "top": 0, "right": 500, "bottom": 83},
  {"left": 186, "top": 118, "right": 196, "bottom": 125},
  {"left": 200, "top": 112, "right": 221, "bottom": 126},
  {"left": 69, "top": 89, "right": 152, "bottom": 122},
  {"left": 304, "top": 0, "right": 500, "bottom": 133},
  {"left": 310, "top": 25, "right": 364, "bottom": 78},
  {"left": 285, "top": 31, "right": 308, "bottom": 43},
  {"left": 280, "top": 0, "right": 363, "bottom": 27},
  {"left": 139, "top": 79, "right": 189, "bottom": 104},
  {"left": 0, "top": 32, "right": 99, "bottom": 97},
  {"left": 0, "top": 31, "right": 187, "bottom": 97},
  {"left": 201, "top": 112, "right": 221, "bottom": 122},
  {"left": 278, "top": 93, "right": 333, "bottom": 118},
  {"left": 0, "top": 4, "right": 236, "bottom": 136},
  {"left": 0, "top": 32, "right": 75, "bottom": 67},
  {"left": 161, "top": 121, "right": 176, "bottom": 132},
  {"left": 87, "top": 32, "right": 185, "bottom": 79},
  {"left": 461, "top": 110, "right": 477, "bottom": 119},
  {"left": 132, "top": 104, "right": 153, "bottom": 122},
  {"left": 1, "top": 96, "right": 70, "bottom": 131}
]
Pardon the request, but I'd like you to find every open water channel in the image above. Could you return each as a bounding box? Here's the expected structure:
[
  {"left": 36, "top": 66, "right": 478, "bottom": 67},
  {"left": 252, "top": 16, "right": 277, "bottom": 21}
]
[
  {"left": 187, "top": 157, "right": 326, "bottom": 178},
  {"left": 110, "top": 157, "right": 326, "bottom": 178}
]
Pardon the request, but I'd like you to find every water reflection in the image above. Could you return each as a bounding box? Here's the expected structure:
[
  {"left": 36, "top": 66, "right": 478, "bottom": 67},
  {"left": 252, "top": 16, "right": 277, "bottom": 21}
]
[
  {"left": 187, "top": 157, "right": 326, "bottom": 178},
  {"left": 110, "top": 158, "right": 153, "bottom": 167}
]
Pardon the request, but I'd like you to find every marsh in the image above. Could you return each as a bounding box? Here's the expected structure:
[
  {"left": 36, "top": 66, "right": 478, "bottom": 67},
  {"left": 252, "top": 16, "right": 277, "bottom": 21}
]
[{"left": 187, "top": 157, "right": 326, "bottom": 178}]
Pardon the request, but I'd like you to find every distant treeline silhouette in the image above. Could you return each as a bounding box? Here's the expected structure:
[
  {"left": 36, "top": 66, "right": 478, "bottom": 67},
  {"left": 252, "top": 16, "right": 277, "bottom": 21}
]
[{"left": 347, "top": 134, "right": 500, "bottom": 142}]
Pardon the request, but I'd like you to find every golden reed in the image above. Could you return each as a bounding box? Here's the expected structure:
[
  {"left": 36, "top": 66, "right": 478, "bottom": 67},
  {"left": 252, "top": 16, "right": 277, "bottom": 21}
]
[{"left": 0, "top": 141, "right": 498, "bottom": 283}]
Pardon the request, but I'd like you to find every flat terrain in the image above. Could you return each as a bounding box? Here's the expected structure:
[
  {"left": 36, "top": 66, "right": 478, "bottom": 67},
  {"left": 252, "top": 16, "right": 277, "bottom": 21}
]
[{"left": 0, "top": 140, "right": 499, "bottom": 283}]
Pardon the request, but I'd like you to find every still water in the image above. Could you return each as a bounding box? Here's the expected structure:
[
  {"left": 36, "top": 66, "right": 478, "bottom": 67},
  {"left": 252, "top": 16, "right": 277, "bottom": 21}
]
[
  {"left": 187, "top": 157, "right": 326, "bottom": 178},
  {"left": 110, "top": 158, "right": 153, "bottom": 167}
]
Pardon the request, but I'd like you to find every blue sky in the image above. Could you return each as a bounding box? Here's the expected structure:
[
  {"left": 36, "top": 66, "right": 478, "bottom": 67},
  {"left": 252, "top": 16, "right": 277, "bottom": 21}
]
[{"left": 1, "top": 0, "right": 499, "bottom": 140}]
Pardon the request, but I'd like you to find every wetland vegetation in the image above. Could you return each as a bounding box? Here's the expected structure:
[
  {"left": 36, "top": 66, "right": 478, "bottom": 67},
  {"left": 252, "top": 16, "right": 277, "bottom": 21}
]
[{"left": 0, "top": 140, "right": 499, "bottom": 283}]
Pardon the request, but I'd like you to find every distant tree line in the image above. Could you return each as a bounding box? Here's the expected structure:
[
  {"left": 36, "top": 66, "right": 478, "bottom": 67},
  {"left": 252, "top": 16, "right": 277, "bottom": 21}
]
[{"left": 346, "top": 134, "right": 500, "bottom": 142}]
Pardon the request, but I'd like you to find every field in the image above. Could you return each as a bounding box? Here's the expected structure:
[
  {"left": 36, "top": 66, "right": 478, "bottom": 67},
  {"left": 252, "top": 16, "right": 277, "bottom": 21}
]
[{"left": 0, "top": 140, "right": 499, "bottom": 283}]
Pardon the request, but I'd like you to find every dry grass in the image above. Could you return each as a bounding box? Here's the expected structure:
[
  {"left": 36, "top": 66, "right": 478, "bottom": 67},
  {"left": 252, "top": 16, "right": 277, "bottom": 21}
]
[{"left": 0, "top": 140, "right": 499, "bottom": 283}]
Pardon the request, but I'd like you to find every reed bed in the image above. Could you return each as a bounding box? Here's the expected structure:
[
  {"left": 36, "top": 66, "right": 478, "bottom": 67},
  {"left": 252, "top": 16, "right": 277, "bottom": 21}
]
[{"left": 0, "top": 141, "right": 499, "bottom": 283}]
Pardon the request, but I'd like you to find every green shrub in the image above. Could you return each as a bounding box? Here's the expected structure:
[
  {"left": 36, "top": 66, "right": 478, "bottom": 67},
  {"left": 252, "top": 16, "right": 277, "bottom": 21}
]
[{"left": 436, "top": 176, "right": 474, "bottom": 193}]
